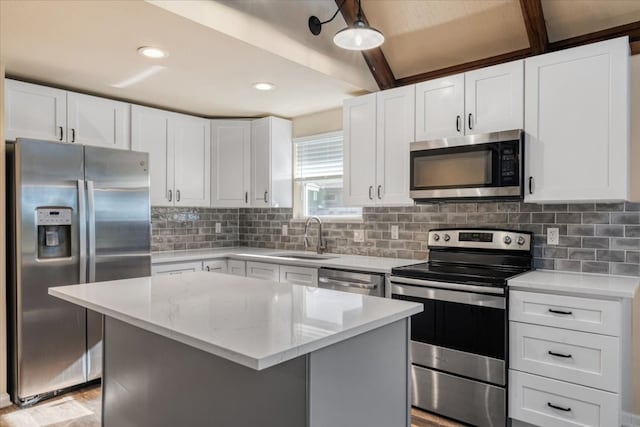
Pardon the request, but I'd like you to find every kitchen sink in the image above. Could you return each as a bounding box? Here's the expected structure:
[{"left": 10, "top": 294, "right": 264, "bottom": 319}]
[{"left": 270, "top": 253, "right": 339, "bottom": 260}]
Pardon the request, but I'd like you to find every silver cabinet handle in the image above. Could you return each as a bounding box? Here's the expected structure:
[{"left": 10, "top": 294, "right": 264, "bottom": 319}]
[
  {"left": 87, "top": 180, "right": 96, "bottom": 283},
  {"left": 71, "top": 128, "right": 76, "bottom": 143},
  {"left": 78, "top": 179, "right": 87, "bottom": 284},
  {"left": 529, "top": 177, "right": 534, "bottom": 194},
  {"left": 377, "top": 185, "right": 382, "bottom": 199},
  {"left": 368, "top": 186, "right": 373, "bottom": 200},
  {"left": 176, "top": 189, "right": 181, "bottom": 202},
  {"left": 205, "top": 266, "right": 211, "bottom": 272},
  {"left": 245, "top": 191, "right": 248, "bottom": 204},
  {"left": 468, "top": 113, "right": 473, "bottom": 130},
  {"left": 58, "top": 126, "right": 64, "bottom": 141},
  {"left": 456, "top": 115, "right": 461, "bottom": 132},
  {"left": 168, "top": 190, "right": 172, "bottom": 202},
  {"left": 264, "top": 191, "right": 268, "bottom": 203}
]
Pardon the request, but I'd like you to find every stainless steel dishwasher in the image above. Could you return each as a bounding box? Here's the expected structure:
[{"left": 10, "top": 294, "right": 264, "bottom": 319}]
[{"left": 318, "top": 268, "right": 385, "bottom": 297}]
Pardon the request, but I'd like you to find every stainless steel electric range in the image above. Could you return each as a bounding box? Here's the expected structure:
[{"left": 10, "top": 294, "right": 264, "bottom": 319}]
[{"left": 390, "top": 228, "right": 533, "bottom": 427}]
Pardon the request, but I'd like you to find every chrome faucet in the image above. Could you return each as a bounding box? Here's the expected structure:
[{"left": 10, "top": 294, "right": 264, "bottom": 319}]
[{"left": 304, "top": 216, "right": 327, "bottom": 254}]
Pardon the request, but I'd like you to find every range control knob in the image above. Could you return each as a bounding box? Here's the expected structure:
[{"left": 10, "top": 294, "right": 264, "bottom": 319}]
[
  {"left": 503, "top": 235, "right": 512, "bottom": 245},
  {"left": 443, "top": 234, "right": 451, "bottom": 242},
  {"left": 517, "top": 236, "right": 526, "bottom": 246},
  {"left": 433, "top": 234, "right": 440, "bottom": 242}
]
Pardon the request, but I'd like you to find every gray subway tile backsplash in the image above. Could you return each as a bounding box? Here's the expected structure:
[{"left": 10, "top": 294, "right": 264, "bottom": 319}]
[{"left": 152, "top": 201, "right": 640, "bottom": 277}]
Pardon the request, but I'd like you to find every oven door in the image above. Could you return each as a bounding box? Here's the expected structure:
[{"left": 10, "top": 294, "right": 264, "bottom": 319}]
[
  {"left": 410, "top": 131, "right": 522, "bottom": 201},
  {"left": 390, "top": 278, "right": 506, "bottom": 386}
]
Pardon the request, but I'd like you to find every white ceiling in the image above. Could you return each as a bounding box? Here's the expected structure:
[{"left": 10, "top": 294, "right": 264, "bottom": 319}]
[{"left": 0, "top": 0, "right": 375, "bottom": 118}]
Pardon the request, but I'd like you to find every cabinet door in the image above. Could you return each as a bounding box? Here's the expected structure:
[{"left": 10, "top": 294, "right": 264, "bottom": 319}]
[
  {"left": 269, "top": 118, "right": 293, "bottom": 208},
  {"left": 525, "top": 37, "right": 629, "bottom": 202},
  {"left": 173, "top": 114, "right": 211, "bottom": 207},
  {"left": 376, "top": 86, "right": 414, "bottom": 206},
  {"left": 415, "top": 74, "right": 464, "bottom": 140},
  {"left": 152, "top": 261, "right": 202, "bottom": 275},
  {"left": 131, "top": 105, "right": 174, "bottom": 206},
  {"left": 251, "top": 118, "right": 271, "bottom": 207},
  {"left": 211, "top": 120, "right": 251, "bottom": 207},
  {"left": 464, "top": 60, "right": 523, "bottom": 135},
  {"left": 227, "top": 260, "right": 247, "bottom": 276},
  {"left": 5, "top": 79, "right": 67, "bottom": 142},
  {"left": 279, "top": 265, "right": 318, "bottom": 287},
  {"left": 67, "top": 92, "right": 130, "bottom": 149},
  {"left": 246, "top": 261, "right": 279, "bottom": 281},
  {"left": 343, "top": 93, "right": 377, "bottom": 206},
  {"left": 203, "top": 259, "right": 228, "bottom": 274}
]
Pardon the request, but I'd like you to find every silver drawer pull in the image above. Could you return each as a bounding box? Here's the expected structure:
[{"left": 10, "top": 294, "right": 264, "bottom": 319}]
[
  {"left": 548, "top": 350, "right": 572, "bottom": 359},
  {"left": 548, "top": 308, "right": 573, "bottom": 315},
  {"left": 547, "top": 402, "right": 571, "bottom": 412}
]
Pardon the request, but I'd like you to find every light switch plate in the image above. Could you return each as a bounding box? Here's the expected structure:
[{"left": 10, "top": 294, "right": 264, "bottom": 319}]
[
  {"left": 391, "top": 225, "right": 399, "bottom": 240},
  {"left": 547, "top": 227, "right": 559, "bottom": 245},
  {"left": 215, "top": 223, "right": 222, "bottom": 234},
  {"left": 353, "top": 230, "right": 364, "bottom": 242},
  {"left": 282, "top": 225, "right": 288, "bottom": 236}
]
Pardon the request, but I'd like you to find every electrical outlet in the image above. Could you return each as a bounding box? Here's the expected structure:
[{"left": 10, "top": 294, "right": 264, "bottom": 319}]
[
  {"left": 391, "top": 225, "right": 399, "bottom": 240},
  {"left": 547, "top": 227, "right": 559, "bottom": 245},
  {"left": 215, "top": 223, "right": 222, "bottom": 234},
  {"left": 282, "top": 225, "right": 288, "bottom": 236},
  {"left": 353, "top": 230, "right": 365, "bottom": 242}
]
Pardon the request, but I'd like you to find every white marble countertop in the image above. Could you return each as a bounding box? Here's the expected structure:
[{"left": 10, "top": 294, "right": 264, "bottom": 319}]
[
  {"left": 152, "top": 247, "right": 419, "bottom": 274},
  {"left": 508, "top": 270, "right": 640, "bottom": 299},
  {"left": 49, "top": 272, "right": 422, "bottom": 370}
]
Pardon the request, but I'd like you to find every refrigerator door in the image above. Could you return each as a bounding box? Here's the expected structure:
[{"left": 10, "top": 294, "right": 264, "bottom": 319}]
[
  {"left": 10, "top": 139, "right": 88, "bottom": 402},
  {"left": 84, "top": 146, "right": 151, "bottom": 380}
]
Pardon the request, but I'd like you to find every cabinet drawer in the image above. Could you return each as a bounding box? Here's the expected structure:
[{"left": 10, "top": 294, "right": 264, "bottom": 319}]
[
  {"left": 279, "top": 265, "right": 318, "bottom": 287},
  {"left": 227, "top": 260, "right": 246, "bottom": 277},
  {"left": 246, "top": 261, "right": 279, "bottom": 281},
  {"left": 203, "top": 259, "right": 227, "bottom": 274},
  {"left": 510, "top": 290, "right": 621, "bottom": 336},
  {"left": 509, "top": 370, "right": 619, "bottom": 427},
  {"left": 510, "top": 322, "right": 620, "bottom": 392}
]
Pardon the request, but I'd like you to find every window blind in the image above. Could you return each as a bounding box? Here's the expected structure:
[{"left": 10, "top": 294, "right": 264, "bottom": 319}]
[{"left": 294, "top": 134, "right": 343, "bottom": 180}]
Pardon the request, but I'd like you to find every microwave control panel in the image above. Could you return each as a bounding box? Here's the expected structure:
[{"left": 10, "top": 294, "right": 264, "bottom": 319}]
[{"left": 499, "top": 142, "right": 519, "bottom": 186}]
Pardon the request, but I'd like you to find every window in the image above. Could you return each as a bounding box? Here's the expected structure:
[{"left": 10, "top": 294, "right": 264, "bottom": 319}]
[{"left": 293, "top": 132, "right": 362, "bottom": 219}]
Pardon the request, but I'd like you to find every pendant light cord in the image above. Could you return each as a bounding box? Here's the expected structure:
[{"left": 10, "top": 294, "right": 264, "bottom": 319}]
[
  {"left": 320, "top": 0, "right": 347, "bottom": 25},
  {"left": 356, "top": 0, "right": 363, "bottom": 21}
]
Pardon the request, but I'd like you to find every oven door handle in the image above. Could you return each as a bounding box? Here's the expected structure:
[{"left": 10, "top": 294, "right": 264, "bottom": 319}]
[
  {"left": 390, "top": 276, "right": 505, "bottom": 295},
  {"left": 391, "top": 282, "right": 505, "bottom": 309}
]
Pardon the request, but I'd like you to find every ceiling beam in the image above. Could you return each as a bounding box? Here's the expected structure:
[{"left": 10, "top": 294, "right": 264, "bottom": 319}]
[
  {"left": 336, "top": 0, "right": 396, "bottom": 90},
  {"left": 395, "top": 48, "right": 531, "bottom": 87},
  {"left": 549, "top": 20, "right": 640, "bottom": 51},
  {"left": 631, "top": 40, "right": 640, "bottom": 55},
  {"left": 519, "top": 0, "right": 548, "bottom": 54}
]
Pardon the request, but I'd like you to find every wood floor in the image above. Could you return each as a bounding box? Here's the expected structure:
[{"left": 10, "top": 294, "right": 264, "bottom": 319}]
[{"left": 0, "top": 386, "right": 463, "bottom": 427}]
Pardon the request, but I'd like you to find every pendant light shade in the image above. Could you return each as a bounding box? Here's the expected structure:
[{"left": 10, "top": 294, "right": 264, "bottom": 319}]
[{"left": 333, "top": 19, "right": 384, "bottom": 50}]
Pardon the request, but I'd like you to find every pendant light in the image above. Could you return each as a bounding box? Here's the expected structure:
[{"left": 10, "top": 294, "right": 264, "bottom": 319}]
[{"left": 308, "top": 0, "right": 384, "bottom": 51}]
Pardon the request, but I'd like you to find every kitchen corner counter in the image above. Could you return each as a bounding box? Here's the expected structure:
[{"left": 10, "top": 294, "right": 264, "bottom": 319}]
[
  {"left": 152, "top": 247, "right": 419, "bottom": 274},
  {"left": 508, "top": 269, "right": 640, "bottom": 299}
]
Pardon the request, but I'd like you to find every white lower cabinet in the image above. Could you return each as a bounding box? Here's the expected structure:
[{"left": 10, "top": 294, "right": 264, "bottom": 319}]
[
  {"left": 246, "top": 261, "right": 279, "bottom": 281},
  {"left": 227, "top": 260, "right": 247, "bottom": 276},
  {"left": 203, "top": 259, "right": 227, "bottom": 274},
  {"left": 279, "top": 265, "right": 318, "bottom": 287},
  {"left": 510, "top": 370, "right": 619, "bottom": 427},
  {"left": 152, "top": 261, "right": 202, "bottom": 275}
]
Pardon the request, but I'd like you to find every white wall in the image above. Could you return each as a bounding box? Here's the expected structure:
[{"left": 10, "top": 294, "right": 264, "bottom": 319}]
[{"left": 292, "top": 107, "right": 343, "bottom": 138}]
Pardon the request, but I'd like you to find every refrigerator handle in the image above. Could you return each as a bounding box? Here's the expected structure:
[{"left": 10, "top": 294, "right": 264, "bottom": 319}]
[
  {"left": 78, "top": 179, "right": 87, "bottom": 284},
  {"left": 87, "top": 180, "right": 96, "bottom": 283}
]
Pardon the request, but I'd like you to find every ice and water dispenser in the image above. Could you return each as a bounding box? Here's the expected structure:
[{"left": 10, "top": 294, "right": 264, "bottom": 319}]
[{"left": 37, "top": 208, "right": 72, "bottom": 259}]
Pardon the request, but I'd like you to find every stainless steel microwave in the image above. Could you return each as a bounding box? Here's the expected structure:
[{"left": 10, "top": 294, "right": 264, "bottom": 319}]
[{"left": 410, "top": 129, "right": 524, "bottom": 202}]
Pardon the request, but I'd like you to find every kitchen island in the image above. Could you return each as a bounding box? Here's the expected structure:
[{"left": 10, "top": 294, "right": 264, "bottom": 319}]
[{"left": 49, "top": 271, "right": 422, "bottom": 427}]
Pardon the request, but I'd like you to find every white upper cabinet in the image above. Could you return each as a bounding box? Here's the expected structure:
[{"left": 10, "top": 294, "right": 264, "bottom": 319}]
[
  {"left": 415, "top": 74, "right": 464, "bottom": 141},
  {"left": 525, "top": 37, "right": 629, "bottom": 203},
  {"left": 131, "top": 105, "right": 174, "bottom": 206},
  {"left": 414, "top": 60, "right": 523, "bottom": 140},
  {"left": 5, "top": 79, "right": 130, "bottom": 149},
  {"left": 211, "top": 120, "right": 251, "bottom": 207},
  {"left": 67, "top": 92, "right": 130, "bottom": 149},
  {"left": 5, "top": 79, "right": 67, "bottom": 142},
  {"left": 132, "top": 105, "right": 210, "bottom": 207},
  {"left": 376, "top": 86, "right": 414, "bottom": 205},
  {"left": 343, "top": 93, "right": 377, "bottom": 207},
  {"left": 250, "top": 117, "right": 292, "bottom": 208},
  {"left": 464, "top": 60, "right": 523, "bottom": 134}
]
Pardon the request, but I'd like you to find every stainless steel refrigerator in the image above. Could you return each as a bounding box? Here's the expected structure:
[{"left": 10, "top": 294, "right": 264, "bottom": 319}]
[{"left": 6, "top": 138, "right": 151, "bottom": 405}]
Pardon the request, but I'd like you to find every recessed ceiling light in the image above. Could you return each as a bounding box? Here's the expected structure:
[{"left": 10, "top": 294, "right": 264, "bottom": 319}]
[
  {"left": 253, "top": 82, "right": 276, "bottom": 91},
  {"left": 137, "top": 46, "right": 168, "bottom": 59}
]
